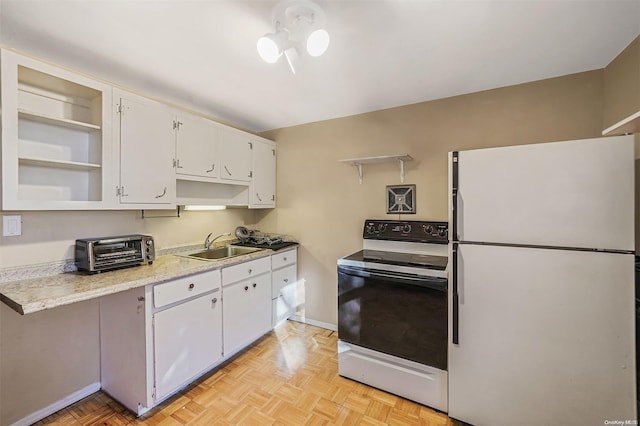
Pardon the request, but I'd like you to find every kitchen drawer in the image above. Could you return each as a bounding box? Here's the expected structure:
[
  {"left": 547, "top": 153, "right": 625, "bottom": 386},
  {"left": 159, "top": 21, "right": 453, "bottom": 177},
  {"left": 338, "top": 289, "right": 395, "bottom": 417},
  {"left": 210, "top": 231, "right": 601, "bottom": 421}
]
[
  {"left": 271, "top": 248, "right": 297, "bottom": 270},
  {"left": 154, "top": 269, "right": 221, "bottom": 308},
  {"left": 271, "top": 264, "right": 296, "bottom": 299},
  {"left": 222, "top": 256, "right": 271, "bottom": 286}
]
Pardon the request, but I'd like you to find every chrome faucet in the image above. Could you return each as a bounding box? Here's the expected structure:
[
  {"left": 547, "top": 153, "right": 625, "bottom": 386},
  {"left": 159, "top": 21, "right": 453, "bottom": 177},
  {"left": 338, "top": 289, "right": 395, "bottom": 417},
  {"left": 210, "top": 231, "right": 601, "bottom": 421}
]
[{"left": 204, "top": 232, "right": 231, "bottom": 249}]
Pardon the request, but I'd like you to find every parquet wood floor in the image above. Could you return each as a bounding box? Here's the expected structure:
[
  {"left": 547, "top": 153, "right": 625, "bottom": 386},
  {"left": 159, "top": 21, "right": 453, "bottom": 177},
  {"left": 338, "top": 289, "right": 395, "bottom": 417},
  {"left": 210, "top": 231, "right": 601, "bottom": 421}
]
[{"left": 36, "top": 321, "right": 459, "bottom": 425}]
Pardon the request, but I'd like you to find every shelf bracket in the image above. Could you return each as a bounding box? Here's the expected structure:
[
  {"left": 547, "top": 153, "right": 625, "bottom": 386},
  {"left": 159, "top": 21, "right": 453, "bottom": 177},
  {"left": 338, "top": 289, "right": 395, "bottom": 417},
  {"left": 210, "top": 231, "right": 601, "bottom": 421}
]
[{"left": 356, "top": 163, "right": 363, "bottom": 184}]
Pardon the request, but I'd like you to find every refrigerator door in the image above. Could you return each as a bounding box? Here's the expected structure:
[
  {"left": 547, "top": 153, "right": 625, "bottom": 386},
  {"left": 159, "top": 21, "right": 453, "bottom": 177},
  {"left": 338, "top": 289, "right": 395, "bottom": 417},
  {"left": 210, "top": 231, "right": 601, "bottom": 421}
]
[
  {"left": 453, "top": 135, "right": 634, "bottom": 251},
  {"left": 449, "top": 244, "right": 636, "bottom": 426}
]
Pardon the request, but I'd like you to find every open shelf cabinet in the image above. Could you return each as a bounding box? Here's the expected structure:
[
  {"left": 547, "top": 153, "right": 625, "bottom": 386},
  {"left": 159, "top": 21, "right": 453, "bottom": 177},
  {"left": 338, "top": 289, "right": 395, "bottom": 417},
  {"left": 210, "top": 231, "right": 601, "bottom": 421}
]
[{"left": 1, "top": 49, "right": 113, "bottom": 210}]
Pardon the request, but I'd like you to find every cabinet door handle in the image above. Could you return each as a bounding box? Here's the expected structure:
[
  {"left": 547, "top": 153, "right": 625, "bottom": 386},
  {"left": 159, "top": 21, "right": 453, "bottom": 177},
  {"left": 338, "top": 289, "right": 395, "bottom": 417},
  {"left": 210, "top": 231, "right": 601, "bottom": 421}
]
[
  {"left": 256, "top": 193, "right": 262, "bottom": 202},
  {"left": 271, "top": 194, "right": 275, "bottom": 201},
  {"left": 248, "top": 268, "right": 252, "bottom": 274},
  {"left": 212, "top": 297, "right": 218, "bottom": 304},
  {"left": 117, "top": 186, "right": 129, "bottom": 197},
  {"left": 224, "top": 166, "right": 232, "bottom": 176},
  {"left": 188, "top": 283, "right": 195, "bottom": 290},
  {"left": 283, "top": 257, "right": 287, "bottom": 262},
  {"left": 175, "top": 159, "right": 183, "bottom": 169},
  {"left": 252, "top": 283, "right": 257, "bottom": 288},
  {"left": 244, "top": 285, "right": 249, "bottom": 291},
  {"left": 155, "top": 187, "right": 167, "bottom": 198},
  {"left": 206, "top": 164, "right": 215, "bottom": 173},
  {"left": 283, "top": 278, "right": 289, "bottom": 283}
]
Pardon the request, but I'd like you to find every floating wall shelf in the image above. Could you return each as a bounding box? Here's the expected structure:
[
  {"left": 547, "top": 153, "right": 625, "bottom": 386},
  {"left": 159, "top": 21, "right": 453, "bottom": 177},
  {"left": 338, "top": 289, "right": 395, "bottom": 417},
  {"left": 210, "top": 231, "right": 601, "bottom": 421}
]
[
  {"left": 602, "top": 110, "right": 640, "bottom": 136},
  {"left": 339, "top": 154, "right": 413, "bottom": 184}
]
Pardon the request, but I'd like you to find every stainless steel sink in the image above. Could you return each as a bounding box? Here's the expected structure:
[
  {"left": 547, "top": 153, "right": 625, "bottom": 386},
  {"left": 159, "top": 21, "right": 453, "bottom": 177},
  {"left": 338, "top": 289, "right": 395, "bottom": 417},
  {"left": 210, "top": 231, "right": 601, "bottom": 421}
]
[{"left": 181, "top": 245, "right": 262, "bottom": 261}]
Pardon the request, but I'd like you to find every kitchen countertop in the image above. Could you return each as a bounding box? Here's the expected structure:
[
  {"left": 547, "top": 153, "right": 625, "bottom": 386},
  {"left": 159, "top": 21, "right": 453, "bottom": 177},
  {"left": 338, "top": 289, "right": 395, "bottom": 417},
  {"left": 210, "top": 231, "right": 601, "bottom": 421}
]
[{"left": 0, "top": 249, "right": 274, "bottom": 315}]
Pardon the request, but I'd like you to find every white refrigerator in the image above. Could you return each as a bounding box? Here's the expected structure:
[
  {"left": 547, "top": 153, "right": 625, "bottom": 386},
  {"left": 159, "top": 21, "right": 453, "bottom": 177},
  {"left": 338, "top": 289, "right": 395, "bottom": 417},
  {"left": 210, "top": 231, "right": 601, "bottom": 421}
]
[{"left": 448, "top": 135, "right": 636, "bottom": 425}]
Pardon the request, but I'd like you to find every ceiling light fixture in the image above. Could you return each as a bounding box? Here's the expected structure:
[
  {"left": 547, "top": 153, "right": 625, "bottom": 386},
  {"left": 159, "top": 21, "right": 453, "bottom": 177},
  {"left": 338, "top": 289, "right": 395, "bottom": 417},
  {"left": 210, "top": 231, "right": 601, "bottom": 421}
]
[{"left": 257, "top": 0, "right": 330, "bottom": 73}]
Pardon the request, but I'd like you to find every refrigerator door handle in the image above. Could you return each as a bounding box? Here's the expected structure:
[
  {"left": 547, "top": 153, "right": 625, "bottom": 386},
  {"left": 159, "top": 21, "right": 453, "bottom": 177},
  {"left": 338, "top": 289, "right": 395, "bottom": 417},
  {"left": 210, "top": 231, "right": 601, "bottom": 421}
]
[
  {"left": 452, "top": 151, "right": 459, "bottom": 241},
  {"left": 452, "top": 242, "right": 459, "bottom": 345}
]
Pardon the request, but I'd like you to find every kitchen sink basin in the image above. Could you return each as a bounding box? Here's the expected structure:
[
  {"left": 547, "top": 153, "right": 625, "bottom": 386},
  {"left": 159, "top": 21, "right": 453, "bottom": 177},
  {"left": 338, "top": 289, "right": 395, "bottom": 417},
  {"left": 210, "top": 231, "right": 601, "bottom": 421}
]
[{"left": 182, "top": 245, "right": 263, "bottom": 261}]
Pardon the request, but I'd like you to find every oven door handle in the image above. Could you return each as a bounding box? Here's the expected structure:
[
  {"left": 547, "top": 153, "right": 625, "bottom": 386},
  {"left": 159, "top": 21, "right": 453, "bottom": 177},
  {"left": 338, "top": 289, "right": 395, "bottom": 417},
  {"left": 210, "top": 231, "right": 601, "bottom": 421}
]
[{"left": 337, "top": 265, "right": 447, "bottom": 292}]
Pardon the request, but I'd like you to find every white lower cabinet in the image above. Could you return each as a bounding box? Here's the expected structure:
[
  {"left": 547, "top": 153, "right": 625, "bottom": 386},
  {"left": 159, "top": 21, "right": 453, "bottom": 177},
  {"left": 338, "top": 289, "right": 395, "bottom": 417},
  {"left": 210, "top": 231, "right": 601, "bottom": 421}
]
[
  {"left": 100, "top": 269, "right": 222, "bottom": 415},
  {"left": 99, "top": 256, "right": 280, "bottom": 416},
  {"left": 154, "top": 291, "right": 222, "bottom": 400},
  {"left": 222, "top": 257, "right": 272, "bottom": 356},
  {"left": 271, "top": 248, "right": 298, "bottom": 326}
]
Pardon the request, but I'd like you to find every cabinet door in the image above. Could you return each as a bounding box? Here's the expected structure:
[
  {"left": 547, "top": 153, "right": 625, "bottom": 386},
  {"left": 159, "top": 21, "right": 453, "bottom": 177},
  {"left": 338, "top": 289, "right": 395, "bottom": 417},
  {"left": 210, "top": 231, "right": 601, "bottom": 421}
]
[
  {"left": 117, "top": 91, "right": 175, "bottom": 205},
  {"left": 218, "top": 126, "right": 252, "bottom": 183},
  {"left": 250, "top": 138, "right": 276, "bottom": 208},
  {"left": 154, "top": 291, "right": 222, "bottom": 400},
  {"left": 175, "top": 114, "right": 220, "bottom": 179},
  {"left": 223, "top": 273, "right": 271, "bottom": 356}
]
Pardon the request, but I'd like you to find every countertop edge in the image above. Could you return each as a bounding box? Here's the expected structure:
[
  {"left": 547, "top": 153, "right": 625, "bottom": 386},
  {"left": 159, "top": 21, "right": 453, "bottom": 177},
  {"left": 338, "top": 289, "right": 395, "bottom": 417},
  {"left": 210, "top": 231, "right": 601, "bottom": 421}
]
[{"left": 0, "top": 249, "right": 280, "bottom": 315}]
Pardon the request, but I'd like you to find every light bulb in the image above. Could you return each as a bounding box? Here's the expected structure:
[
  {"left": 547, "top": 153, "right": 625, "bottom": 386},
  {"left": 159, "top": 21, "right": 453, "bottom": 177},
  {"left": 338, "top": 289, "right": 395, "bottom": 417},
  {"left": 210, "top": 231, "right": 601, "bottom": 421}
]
[
  {"left": 306, "top": 29, "right": 330, "bottom": 57},
  {"left": 257, "top": 34, "right": 282, "bottom": 63}
]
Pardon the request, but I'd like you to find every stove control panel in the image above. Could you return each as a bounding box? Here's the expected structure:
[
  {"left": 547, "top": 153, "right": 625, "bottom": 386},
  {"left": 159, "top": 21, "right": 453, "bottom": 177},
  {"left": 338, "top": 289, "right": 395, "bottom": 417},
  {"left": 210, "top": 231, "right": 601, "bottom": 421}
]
[{"left": 363, "top": 219, "right": 448, "bottom": 244}]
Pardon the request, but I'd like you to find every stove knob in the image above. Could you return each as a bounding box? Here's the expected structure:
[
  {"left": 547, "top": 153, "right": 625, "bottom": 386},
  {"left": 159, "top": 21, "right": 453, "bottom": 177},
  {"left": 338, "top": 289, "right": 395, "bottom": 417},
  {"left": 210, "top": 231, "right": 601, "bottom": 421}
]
[
  {"left": 424, "top": 224, "right": 434, "bottom": 234},
  {"left": 366, "top": 223, "right": 375, "bottom": 234},
  {"left": 438, "top": 228, "right": 448, "bottom": 238},
  {"left": 378, "top": 224, "right": 387, "bottom": 233},
  {"left": 402, "top": 224, "right": 412, "bottom": 233}
]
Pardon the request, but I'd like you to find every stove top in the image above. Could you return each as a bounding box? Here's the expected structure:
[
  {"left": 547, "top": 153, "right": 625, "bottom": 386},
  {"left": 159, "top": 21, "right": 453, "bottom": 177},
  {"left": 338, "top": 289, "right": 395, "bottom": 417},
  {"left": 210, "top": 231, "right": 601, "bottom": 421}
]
[
  {"left": 356, "top": 250, "right": 447, "bottom": 271},
  {"left": 338, "top": 220, "right": 449, "bottom": 277},
  {"left": 343, "top": 249, "right": 447, "bottom": 270}
]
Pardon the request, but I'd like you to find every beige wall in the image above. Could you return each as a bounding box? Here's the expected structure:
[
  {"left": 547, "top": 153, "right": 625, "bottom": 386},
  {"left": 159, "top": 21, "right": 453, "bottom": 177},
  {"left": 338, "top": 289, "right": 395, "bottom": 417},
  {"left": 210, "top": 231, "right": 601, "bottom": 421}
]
[
  {"left": 603, "top": 35, "right": 640, "bottom": 130},
  {"left": 0, "top": 209, "right": 257, "bottom": 268},
  {"left": 0, "top": 300, "right": 99, "bottom": 425},
  {"left": 259, "top": 70, "right": 604, "bottom": 327}
]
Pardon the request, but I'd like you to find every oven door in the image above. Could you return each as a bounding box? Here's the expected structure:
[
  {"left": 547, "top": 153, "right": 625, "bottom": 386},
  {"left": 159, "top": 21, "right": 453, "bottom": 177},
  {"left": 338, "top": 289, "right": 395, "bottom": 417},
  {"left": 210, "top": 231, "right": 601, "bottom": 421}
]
[{"left": 337, "top": 264, "right": 447, "bottom": 370}]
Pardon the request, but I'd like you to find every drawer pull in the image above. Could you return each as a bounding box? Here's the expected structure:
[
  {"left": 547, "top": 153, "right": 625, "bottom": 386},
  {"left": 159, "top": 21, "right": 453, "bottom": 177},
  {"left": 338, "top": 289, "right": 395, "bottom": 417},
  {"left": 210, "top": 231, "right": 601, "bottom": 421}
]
[
  {"left": 188, "top": 283, "right": 195, "bottom": 290},
  {"left": 284, "top": 278, "right": 289, "bottom": 283},
  {"left": 252, "top": 283, "right": 257, "bottom": 288},
  {"left": 212, "top": 297, "right": 218, "bottom": 304},
  {"left": 248, "top": 268, "right": 252, "bottom": 274},
  {"left": 244, "top": 285, "right": 249, "bottom": 291},
  {"left": 283, "top": 257, "right": 287, "bottom": 261}
]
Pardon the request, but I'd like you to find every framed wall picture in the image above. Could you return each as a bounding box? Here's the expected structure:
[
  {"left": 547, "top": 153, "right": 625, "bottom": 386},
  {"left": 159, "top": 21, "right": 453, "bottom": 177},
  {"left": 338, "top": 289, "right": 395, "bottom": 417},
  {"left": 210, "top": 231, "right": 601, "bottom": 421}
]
[{"left": 386, "top": 184, "right": 416, "bottom": 214}]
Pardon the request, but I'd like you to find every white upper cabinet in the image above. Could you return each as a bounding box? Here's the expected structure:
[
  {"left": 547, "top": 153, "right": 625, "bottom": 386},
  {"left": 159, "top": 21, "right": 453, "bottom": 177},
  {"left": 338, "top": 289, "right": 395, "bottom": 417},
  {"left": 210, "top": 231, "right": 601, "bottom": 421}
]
[
  {"left": 0, "top": 49, "right": 277, "bottom": 210},
  {"left": 218, "top": 125, "right": 252, "bottom": 183},
  {"left": 0, "top": 49, "right": 113, "bottom": 210},
  {"left": 114, "top": 89, "right": 176, "bottom": 207},
  {"left": 174, "top": 114, "right": 220, "bottom": 180},
  {"left": 250, "top": 137, "right": 276, "bottom": 208}
]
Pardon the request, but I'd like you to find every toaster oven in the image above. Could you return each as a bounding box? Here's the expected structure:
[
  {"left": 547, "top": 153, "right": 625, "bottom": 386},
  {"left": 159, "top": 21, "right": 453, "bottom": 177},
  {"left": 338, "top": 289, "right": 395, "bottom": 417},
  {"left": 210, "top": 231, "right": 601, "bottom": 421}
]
[{"left": 75, "top": 234, "right": 155, "bottom": 273}]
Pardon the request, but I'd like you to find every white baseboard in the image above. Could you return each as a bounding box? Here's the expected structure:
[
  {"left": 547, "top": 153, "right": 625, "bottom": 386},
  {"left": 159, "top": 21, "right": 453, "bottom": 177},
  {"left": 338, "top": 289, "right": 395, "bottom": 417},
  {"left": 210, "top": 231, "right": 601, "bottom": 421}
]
[
  {"left": 289, "top": 314, "right": 338, "bottom": 331},
  {"left": 10, "top": 382, "right": 101, "bottom": 426}
]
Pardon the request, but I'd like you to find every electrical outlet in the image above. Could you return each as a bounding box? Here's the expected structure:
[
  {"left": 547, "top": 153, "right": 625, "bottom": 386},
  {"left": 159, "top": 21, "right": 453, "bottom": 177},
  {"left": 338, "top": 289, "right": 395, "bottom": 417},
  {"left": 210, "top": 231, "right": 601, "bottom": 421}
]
[{"left": 3, "top": 215, "right": 22, "bottom": 237}]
